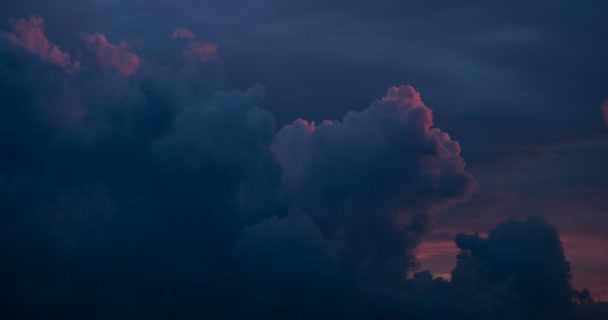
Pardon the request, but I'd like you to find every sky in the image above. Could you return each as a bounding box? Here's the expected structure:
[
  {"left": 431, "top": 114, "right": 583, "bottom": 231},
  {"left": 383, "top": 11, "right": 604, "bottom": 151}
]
[{"left": 0, "top": 0, "right": 607, "bottom": 319}]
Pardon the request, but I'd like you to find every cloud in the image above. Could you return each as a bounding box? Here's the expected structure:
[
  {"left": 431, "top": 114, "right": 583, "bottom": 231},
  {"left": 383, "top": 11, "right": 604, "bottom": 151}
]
[
  {"left": 3, "top": 16, "right": 143, "bottom": 77},
  {"left": 4, "top": 15, "right": 79, "bottom": 72},
  {"left": 171, "top": 27, "right": 195, "bottom": 39},
  {"left": 273, "top": 85, "right": 475, "bottom": 280},
  {"left": 182, "top": 40, "right": 218, "bottom": 63},
  {"left": 80, "top": 32, "right": 140, "bottom": 76},
  {"left": 451, "top": 216, "right": 588, "bottom": 319},
  {"left": 233, "top": 209, "right": 337, "bottom": 276},
  {"left": 0, "top": 16, "right": 278, "bottom": 318},
  {"left": 0, "top": 13, "right": 606, "bottom": 320}
]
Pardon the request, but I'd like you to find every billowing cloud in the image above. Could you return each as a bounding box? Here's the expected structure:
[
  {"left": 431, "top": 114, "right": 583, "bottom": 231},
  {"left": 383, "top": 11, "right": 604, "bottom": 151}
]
[
  {"left": 391, "top": 216, "right": 600, "bottom": 320},
  {"left": 273, "top": 85, "right": 475, "bottom": 280},
  {"left": 0, "top": 13, "right": 606, "bottom": 320},
  {"left": 171, "top": 27, "right": 195, "bottom": 39},
  {"left": 451, "top": 216, "right": 587, "bottom": 319},
  {"left": 234, "top": 209, "right": 337, "bottom": 276},
  {"left": 80, "top": 32, "right": 140, "bottom": 76},
  {"left": 0, "top": 16, "right": 276, "bottom": 318},
  {"left": 3, "top": 16, "right": 79, "bottom": 72}
]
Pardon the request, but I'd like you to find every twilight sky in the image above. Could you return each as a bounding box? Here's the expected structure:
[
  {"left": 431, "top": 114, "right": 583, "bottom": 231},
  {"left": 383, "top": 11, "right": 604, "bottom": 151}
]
[{"left": 0, "top": 0, "right": 607, "bottom": 319}]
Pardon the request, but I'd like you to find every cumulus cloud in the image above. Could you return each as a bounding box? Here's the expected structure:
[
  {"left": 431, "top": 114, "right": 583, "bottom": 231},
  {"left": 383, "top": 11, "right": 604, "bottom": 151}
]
[
  {"left": 0, "top": 14, "right": 605, "bottom": 320},
  {"left": 3, "top": 15, "right": 79, "bottom": 72},
  {"left": 451, "top": 216, "right": 590, "bottom": 319},
  {"left": 0, "top": 15, "right": 271, "bottom": 318},
  {"left": 273, "top": 85, "right": 475, "bottom": 280}
]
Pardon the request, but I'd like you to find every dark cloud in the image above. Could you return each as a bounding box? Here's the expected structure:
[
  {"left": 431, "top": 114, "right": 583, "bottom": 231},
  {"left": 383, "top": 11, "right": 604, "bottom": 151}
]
[
  {"left": 0, "top": 18, "right": 281, "bottom": 317},
  {"left": 452, "top": 216, "right": 584, "bottom": 319},
  {"left": 273, "top": 85, "right": 474, "bottom": 281},
  {"left": 395, "top": 217, "right": 602, "bottom": 320},
  {"left": 1, "top": 4, "right": 607, "bottom": 319},
  {"left": 233, "top": 209, "right": 337, "bottom": 276},
  {"left": 575, "top": 302, "right": 608, "bottom": 320}
]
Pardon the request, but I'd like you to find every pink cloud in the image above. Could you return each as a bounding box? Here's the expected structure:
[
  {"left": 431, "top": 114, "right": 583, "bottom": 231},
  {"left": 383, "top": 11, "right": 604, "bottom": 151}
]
[
  {"left": 273, "top": 86, "right": 472, "bottom": 193},
  {"left": 381, "top": 85, "right": 425, "bottom": 107},
  {"left": 81, "top": 33, "right": 140, "bottom": 76},
  {"left": 183, "top": 41, "right": 218, "bottom": 63},
  {"left": 415, "top": 240, "right": 458, "bottom": 260},
  {"left": 171, "top": 27, "right": 195, "bottom": 39},
  {"left": 374, "top": 84, "right": 433, "bottom": 132},
  {"left": 171, "top": 27, "right": 218, "bottom": 63},
  {"left": 5, "top": 16, "right": 79, "bottom": 72}
]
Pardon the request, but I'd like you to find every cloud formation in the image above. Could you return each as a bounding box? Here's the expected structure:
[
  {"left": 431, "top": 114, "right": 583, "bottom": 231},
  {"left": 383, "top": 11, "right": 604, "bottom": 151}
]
[
  {"left": 0, "top": 14, "right": 606, "bottom": 320},
  {"left": 3, "top": 16, "right": 141, "bottom": 76},
  {"left": 0, "top": 16, "right": 265, "bottom": 318},
  {"left": 451, "top": 216, "right": 589, "bottom": 319},
  {"left": 273, "top": 85, "right": 474, "bottom": 280}
]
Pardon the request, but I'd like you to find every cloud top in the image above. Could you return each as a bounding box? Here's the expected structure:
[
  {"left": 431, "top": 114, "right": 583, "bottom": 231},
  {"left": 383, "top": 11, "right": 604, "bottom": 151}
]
[{"left": 5, "top": 16, "right": 79, "bottom": 72}]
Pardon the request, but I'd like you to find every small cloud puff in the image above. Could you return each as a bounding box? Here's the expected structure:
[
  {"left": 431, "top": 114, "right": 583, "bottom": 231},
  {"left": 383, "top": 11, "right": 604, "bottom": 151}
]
[{"left": 172, "top": 27, "right": 196, "bottom": 39}]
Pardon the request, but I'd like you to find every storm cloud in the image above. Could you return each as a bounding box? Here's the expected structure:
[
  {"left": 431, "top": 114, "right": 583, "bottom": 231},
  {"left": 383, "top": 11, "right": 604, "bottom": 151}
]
[{"left": 0, "top": 5, "right": 607, "bottom": 319}]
